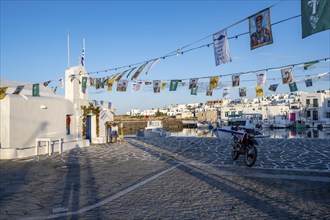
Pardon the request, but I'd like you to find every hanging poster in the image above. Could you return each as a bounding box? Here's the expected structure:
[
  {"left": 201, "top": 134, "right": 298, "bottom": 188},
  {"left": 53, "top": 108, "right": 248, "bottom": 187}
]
[
  {"left": 206, "top": 87, "right": 213, "bottom": 96},
  {"left": 169, "top": 80, "right": 179, "bottom": 91},
  {"left": 131, "top": 62, "right": 148, "bottom": 80},
  {"left": 189, "top": 78, "right": 198, "bottom": 89},
  {"left": 13, "top": 85, "right": 24, "bottom": 95},
  {"left": 289, "top": 82, "right": 298, "bottom": 92},
  {"left": 0, "top": 87, "right": 8, "bottom": 100},
  {"left": 213, "top": 29, "right": 232, "bottom": 66},
  {"left": 209, "top": 77, "right": 219, "bottom": 90},
  {"left": 255, "top": 86, "right": 263, "bottom": 97},
  {"left": 232, "top": 74, "right": 240, "bottom": 87},
  {"left": 256, "top": 71, "right": 266, "bottom": 86},
  {"left": 268, "top": 84, "right": 278, "bottom": 92},
  {"left": 281, "top": 67, "right": 294, "bottom": 84},
  {"left": 153, "top": 80, "right": 161, "bottom": 93},
  {"left": 117, "top": 80, "right": 128, "bottom": 92},
  {"left": 32, "top": 84, "right": 40, "bottom": 96},
  {"left": 89, "top": 77, "right": 94, "bottom": 86},
  {"left": 305, "top": 78, "right": 313, "bottom": 87},
  {"left": 239, "top": 87, "right": 247, "bottom": 97},
  {"left": 132, "top": 81, "right": 143, "bottom": 93},
  {"left": 223, "top": 87, "right": 230, "bottom": 98},
  {"left": 301, "top": 0, "right": 330, "bottom": 38},
  {"left": 249, "top": 8, "right": 273, "bottom": 50},
  {"left": 59, "top": 78, "right": 64, "bottom": 88},
  {"left": 191, "top": 86, "right": 198, "bottom": 95}
]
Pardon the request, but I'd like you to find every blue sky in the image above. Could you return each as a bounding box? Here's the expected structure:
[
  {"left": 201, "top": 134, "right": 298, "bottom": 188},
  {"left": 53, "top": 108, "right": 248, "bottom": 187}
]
[{"left": 1, "top": 0, "right": 329, "bottom": 114}]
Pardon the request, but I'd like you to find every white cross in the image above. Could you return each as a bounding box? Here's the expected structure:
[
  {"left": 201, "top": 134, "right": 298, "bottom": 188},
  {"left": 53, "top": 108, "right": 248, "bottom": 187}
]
[{"left": 308, "top": 0, "right": 320, "bottom": 15}]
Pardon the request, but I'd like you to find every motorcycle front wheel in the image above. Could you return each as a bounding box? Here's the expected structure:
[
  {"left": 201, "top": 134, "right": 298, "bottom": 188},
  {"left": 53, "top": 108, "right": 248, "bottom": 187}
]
[{"left": 244, "top": 145, "right": 257, "bottom": 167}]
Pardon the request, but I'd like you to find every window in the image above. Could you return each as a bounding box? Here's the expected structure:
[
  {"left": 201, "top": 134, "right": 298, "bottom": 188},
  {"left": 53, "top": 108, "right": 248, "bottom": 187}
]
[
  {"left": 328, "top": 100, "right": 330, "bottom": 107},
  {"left": 326, "top": 112, "right": 330, "bottom": 118},
  {"left": 313, "top": 99, "right": 318, "bottom": 107},
  {"left": 306, "top": 99, "right": 310, "bottom": 105},
  {"left": 306, "top": 111, "right": 311, "bottom": 118},
  {"left": 231, "top": 111, "right": 235, "bottom": 116},
  {"left": 225, "top": 112, "right": 229, "bottom": 117},
  {"left": 238, "top": 111, "right": 243, "bottom": 115}
]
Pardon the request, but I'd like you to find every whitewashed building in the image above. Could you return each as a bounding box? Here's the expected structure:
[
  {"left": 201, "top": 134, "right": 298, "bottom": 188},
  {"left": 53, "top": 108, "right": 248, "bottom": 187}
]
[{"left": 0, "top": 65, "right": 114, "bottom": 159}]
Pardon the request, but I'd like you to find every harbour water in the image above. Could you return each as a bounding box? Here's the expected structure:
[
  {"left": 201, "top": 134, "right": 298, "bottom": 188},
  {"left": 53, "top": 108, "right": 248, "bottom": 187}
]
[{"left": 170, "top": 128, "right": 330, "bottom": 139}]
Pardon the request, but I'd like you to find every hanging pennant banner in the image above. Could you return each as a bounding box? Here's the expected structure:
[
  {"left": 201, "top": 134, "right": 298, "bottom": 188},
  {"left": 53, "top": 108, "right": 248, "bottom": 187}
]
[
  {"left": 255, "top": 86, "right": 264, "bottom": 97},
  {"left": 82, "top": 77, "right": 87, "bottom": 88},
  {"left": 223, "top": 87, "right": 230, "bottom": 98},
  {"left": 145, "top": 81, "right": 152, "bottom": 85},
  {"left": 161, "top": 82, "right": 168, "bottom": 90},
  {"left": 191, "top": 86, "right": 198, "bottom": 95},
  {"left": 169, "top": 80, "right": 179, "bottom": 91},
  {"left": 131, "top": 63, "right": 148, "bottom": 80},
  {"left": 13, "top": 85, "right": 24, "bottom": 95},
  {"left": 281, "top": 67, "right": 294, "bottom": 84},
  {"left": 304, "top": 60, "right": 319, "bottom": 70},
  {"left": 32, "top": 84, "right": 40, "bottom": 96},
  {"left": 53, "top": 86, "right": 58, "bottom": 93},
  {"left": 145, "top": 58, "right": 160, "bottom": 75},
  {"left": 232, "top": 74, "right": 240, "bottom": 87},
  {"left": 59, "top": 78, "right": 64, "bottom": 88},
  {"left": 93, "top": 100, "right": 98, "bottom": 106},
  {"left": 107, "top": 78, "right": 115, "bottom": 91},
  {"left": 305, "top": 78, "right": 313, "bottom": 87},
  {"left": 268, "top": 84, "right": 278, "bottom": 92},
  {"left": 213, "top": 29, "right": 232, "bottom": 66},
  {"left": 302, "top": 0, "right": 330, "bottom": 38},
  {"left": 289, "top": 82, "right": 298, "bottom": 92},
  {"left": 108, "top": 102, "right": 112, "bottom": 109},
  {"left": 249, "top": 8, "right": 273, "bottom": 50},
  {"left": 43, "top": 80, "right": 51, "bottom": 87},
  {"left": 239, "top": 87, "right": 247, "bottom": 97},
  {"left": 117, "top": 80, "right": 128, "bottom": 92},
  {"left": 189, "top": 78, "right": 198, "bottom": 89},
  {"left": 209, "top": 76, "right": 219, "bottom": 90},
  {"left": 0, "top": 87, "right": 8, "bottom": 100},
  {"left": 132, "top": 81, "right": 143, "bottom": 93},
  {"left": 89, "top": 77, "right": 94, "bottom": 86},
  {"left": 116, "top": 70, "right": 130, "bottom": 82},
  {"left": 153, "top": 80, "right": 161, "bottom": 93},
  {"left": 256, "top": 71, "right": 266, "bottom": 86}
]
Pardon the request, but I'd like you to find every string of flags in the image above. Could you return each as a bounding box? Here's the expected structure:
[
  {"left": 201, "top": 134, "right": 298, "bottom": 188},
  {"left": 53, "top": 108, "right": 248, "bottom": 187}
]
[{"left": 0, "top": 57, "right": 328, "bottom": 100}]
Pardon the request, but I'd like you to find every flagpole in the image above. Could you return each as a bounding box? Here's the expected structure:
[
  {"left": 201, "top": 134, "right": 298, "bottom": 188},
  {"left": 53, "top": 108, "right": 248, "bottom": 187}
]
[{"left": 68, "top": 32, "right": 70, "bottom": 68}]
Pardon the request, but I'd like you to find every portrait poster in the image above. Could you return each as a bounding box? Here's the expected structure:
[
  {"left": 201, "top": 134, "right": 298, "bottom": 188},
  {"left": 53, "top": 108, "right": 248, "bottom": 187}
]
[
  {"left": 289, "top": 82, "right": 298, "bottom": 92},
  {"left": 209, "top": 76, "right": 219, "bottom": 90},
  {"left": 161, "top": 82, "right": 168, "bottom": 90},
  {"left": 239, "top": 87, "right": 247, "bottom": 97},
  {"left": 281, "top": 67, "right": 294, "bottom": 84},
  {"left": 169, "top": 80, "right": 179, "bottom": 91},
  {"left": 89, "top": 77, "right": 94, "bottom": 86},
  {"left": 117, "top": 80, "right": 128, "bottom": 92},
  {"left": 191, "top": 86, "right": 198, "bottom": 95},
  {"left": 189, "top": 78, "right": 198, "bottom": 89},
  {"left": 223, "top": 87, "right": 230, "bottom": 98},
  {"left": 132, "top": 81, "right": 143, "bottom": 93},
  {"left": 255, "top": 86, "right": 263, "bottom": 97},
  {"left": 13, "top": 85, "right": 24, "bottom": 95},
  {"left": 0, "top": 87, "right": 8, "bottom": 100},
  {"left": 305, "top": 78, "right": 313, "bottom": 87},
  {"left": 268, "top": 84, "right": 278, "bottom": 92},
  {"left": 213, "top": 29, "right": 232, "bottom": 66},
  {"left": 153, "top": 80, "right": 161, "bottom": 93},
  {"left": 206, "top": 88, "right": 213, "bottom": 96},
  {"left": 232, "top": 74, "right": 240, "bottom": 87},
  {"left": 256, "top": 71, "right": 266, "bottom": 86},
  {"left": 249, "top": 8, "right": 273, "bottom": 50}
]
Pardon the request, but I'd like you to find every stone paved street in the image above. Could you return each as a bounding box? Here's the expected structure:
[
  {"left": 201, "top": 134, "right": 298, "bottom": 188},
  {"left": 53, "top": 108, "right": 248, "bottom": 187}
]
[{"left": 0, "top": 137, "right": 330, "bottom": 219}]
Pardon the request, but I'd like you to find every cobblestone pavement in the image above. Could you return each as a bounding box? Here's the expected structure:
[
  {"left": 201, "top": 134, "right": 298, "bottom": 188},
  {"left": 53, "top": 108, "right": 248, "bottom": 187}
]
[{"left": 0, "top": 137, "right": 329, "bottom": 219}]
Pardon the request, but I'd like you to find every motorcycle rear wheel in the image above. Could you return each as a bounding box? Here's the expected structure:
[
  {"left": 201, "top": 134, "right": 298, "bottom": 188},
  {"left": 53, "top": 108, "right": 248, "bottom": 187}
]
[{"left": 244, "top": 145, "right": 257, "bottom": 167}]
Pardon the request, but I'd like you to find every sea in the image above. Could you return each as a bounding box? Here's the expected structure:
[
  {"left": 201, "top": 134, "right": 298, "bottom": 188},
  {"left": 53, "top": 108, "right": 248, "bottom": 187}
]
[{"left": 170, "top": 127, "right": 330, "bottom": 139}]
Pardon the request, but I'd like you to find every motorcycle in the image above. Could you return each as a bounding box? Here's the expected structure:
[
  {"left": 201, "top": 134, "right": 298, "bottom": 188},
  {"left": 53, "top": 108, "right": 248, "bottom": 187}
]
[{"left": 231, "top": 128, "right": 258, "bottom": 167}]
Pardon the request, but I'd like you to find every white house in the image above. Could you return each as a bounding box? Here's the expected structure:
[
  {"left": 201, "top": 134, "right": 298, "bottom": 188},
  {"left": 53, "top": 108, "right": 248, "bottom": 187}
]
[{"left": 0, "top": 65, "right": 114, "bottom": 159}]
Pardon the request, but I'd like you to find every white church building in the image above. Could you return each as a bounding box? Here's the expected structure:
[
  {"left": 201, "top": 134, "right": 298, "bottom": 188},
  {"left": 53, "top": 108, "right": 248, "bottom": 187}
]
[{"left": 0, "top": 65, "right": 114, "bottom": 159}]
